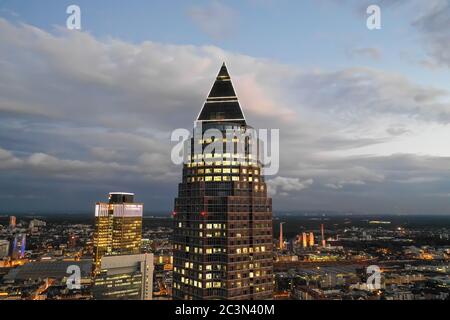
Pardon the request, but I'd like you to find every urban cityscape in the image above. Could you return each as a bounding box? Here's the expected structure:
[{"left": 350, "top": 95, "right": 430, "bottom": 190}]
[
  {"left": 0, "top": 64, "right": 449, "bottom": 301},
  {"left": 0, "top": 0, "right": 449, "bottom": 311}
]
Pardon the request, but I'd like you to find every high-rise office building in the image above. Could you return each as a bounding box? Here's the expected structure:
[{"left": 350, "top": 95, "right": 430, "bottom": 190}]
[
  {"left": 173, "top": 63, "right": 273, "bottom": 300},
  {"left": 93, "top": 192, "right": 143, "bottom": 271},
  {"left": 92, "top": 253, "right": 154, "bottom": 300}
]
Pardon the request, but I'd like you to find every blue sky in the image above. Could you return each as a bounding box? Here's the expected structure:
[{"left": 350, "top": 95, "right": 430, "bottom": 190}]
[
  {"left": 0, "top": 0, "right": 449, "bottom": 214},
  {"left": 2, "top": 0, "right": 449, "bottom": 91},
  {"left": 0, "top": 0, "right": 444, "bottom": 78}
]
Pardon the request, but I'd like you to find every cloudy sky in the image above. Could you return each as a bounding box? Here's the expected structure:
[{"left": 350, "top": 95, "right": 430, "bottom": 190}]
[{"left": 0, "top": 0, "right": 449, "bottom": 214}]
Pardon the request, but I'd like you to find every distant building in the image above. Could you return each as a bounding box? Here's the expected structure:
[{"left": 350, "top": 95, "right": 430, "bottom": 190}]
[
  {"left": 11, "top": 234, "right": 26, "bottom": 259},
  {"left": 9, "top": 216, "right": 16, "bottom": 229},
  {"left": 29, "top": 219, "right": 46, "bottom": 229},
  {"left": 68, "top": 234, "right": 78, "bottom": 249},
  {"left": 92, "top": 253, "right": 154, "bottom": 300},
  {"left": 0, "top": 240, "right": 9, "bottom": 259},
  {"left": 93, "top": 192, "right": 143, "bottom": 271}
]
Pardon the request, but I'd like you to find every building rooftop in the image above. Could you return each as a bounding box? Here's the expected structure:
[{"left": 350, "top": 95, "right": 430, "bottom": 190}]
[
  {"left": 3, "top": 260, "right": 92, "bottom": 281},
  {"left": 196, "top": 63, "right": 246, "bottom": 124}
]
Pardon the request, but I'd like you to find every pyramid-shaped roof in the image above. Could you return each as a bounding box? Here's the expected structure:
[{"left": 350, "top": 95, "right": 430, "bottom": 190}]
[{"left": 196, "top": 63, "right": 246, "bottom": 124}]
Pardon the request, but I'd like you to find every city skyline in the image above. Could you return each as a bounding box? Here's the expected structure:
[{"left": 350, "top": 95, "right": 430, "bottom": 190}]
[{"left": 1, "top": 0, "right": 450, "bottom": 215}]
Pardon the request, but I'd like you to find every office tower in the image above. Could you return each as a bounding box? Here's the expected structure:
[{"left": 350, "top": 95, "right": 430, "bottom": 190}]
[
  {"left": 9, "top": 216, "right": 16, "bottom": 229},
  {"left": 93, "top": 192, "right": 143, "bottom": 271},
  {"left": 279, "top": 222, "right": 285, "bottom": 250},
  {"left": 92, "top": 253, "right": 154, "bottom": 300},
  {"left": 309, "top": 232, "right": 314, "bottom": 247},
  {"left": 321, "top": 224, "right": 326, "bottom": 247},
  {"left": 173, "top": 63, "right": 273, "bottom": 300},
  {"left": 0, "top": 240, "right": 9, "bottom": 258},
  {"left": 12, "top": 234, "right": 26, "bottom": 259}
]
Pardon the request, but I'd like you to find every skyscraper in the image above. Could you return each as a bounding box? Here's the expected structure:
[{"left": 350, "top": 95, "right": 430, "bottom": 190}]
[
  {"left": 173, "top": 63, "right": 273, "bottom": 300},
  {"left": 93, "top": 192, "right": 143, "bottom": 272}
]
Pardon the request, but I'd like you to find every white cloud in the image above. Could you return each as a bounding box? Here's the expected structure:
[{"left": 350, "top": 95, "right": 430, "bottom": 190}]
[
  {"left": 267, "top": 177, "right": 314, "bottom": 196},
  {"left": 347, "top": 47, "right": 382, "bottom": 61},
  {"left": 187, "top": 1, "right": 239, "bottom": 39}
]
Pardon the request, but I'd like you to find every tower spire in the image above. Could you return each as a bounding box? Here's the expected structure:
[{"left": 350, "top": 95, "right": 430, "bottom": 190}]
[{"left": 196, "top": 63, "right": 246, "bottom": 124}]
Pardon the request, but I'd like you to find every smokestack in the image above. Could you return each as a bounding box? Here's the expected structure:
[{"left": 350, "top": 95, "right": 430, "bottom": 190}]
[
  {"left": 321, "top": 224, "right": 326, "bottom": 247},
  {"left": 279, "top": 222, "right": 285, "bottom": 250}
]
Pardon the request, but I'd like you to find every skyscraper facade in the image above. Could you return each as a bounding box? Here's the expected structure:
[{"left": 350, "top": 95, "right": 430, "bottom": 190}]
[
  {"left": 93, "top": 192, "right": 143, "bottom": 272},
  {"left": 172, "top": 63, "right": 273, "bottom": 300}
]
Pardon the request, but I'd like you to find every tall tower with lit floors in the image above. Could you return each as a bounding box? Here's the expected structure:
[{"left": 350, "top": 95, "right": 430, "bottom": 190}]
[
  {"left": 92, "top": 192, "right": 153, "bottom": 300},
  {"left": 172, "top": 63, "right": 273, "bottom": 300}
]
